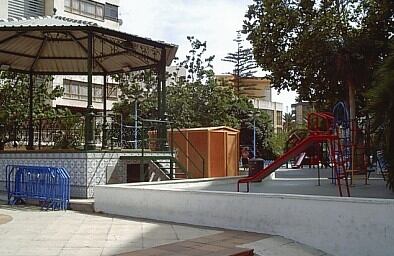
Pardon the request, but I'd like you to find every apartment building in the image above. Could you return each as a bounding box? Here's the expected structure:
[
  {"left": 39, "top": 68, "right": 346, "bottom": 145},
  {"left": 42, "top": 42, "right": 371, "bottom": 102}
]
[
  {"left": 216, "top": 74, "right": 283, "bottom": 133},
  {"left": 0, "top": 0, "right": 121, "bottom": 111},
  {"left": 291, "top": 102, "right": 315, "bottom": 125}
]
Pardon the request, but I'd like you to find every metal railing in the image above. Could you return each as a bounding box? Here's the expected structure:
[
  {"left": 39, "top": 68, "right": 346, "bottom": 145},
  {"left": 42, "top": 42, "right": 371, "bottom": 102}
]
[
  {"left": 106, "top": 116, "right": 205, "bottom": 178},
  {"left": 1, "top": 113, "right": 206, "bottom": 179},
  {"left": 2, "top": 116, "right": 81, "bottom": 150}
]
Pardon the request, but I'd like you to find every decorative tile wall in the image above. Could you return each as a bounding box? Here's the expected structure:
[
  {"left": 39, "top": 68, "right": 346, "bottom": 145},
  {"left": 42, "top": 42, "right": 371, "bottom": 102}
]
[
  {"left": 0, "top": 151, "right": 173, "bottom": 198},
  {"left": 0, "top": 152, "right": 88, "bottom": 198}
]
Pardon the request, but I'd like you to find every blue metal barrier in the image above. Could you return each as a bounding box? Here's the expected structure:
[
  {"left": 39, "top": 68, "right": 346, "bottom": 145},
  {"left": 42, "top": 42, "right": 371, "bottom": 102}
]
[{"left": 6, "top": 165, "right": 70, "bottom": 210}]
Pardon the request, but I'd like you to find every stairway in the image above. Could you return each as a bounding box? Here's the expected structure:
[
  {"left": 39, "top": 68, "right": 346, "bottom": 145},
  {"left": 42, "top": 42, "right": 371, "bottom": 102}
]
[{"left": 152, "top": 156, "right": 188, "bottom": 179}]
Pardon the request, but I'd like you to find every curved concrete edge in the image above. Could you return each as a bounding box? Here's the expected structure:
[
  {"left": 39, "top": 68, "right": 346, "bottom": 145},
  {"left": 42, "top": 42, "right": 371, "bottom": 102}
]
[
  {"left": 96, "top": 179, "right": 394, "bottom": 205},
  {"left": 95, "top": 182, "right": 394, "bottom": 256}
]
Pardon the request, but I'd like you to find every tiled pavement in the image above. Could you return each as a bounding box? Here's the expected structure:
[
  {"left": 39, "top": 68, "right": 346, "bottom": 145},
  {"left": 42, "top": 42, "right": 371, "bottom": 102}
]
[
  {"left": 117, "top": 231, "right": 269, "bottom": 256},
  {"left": 0, "top": 203, "right": 330, "bottom": 256}
]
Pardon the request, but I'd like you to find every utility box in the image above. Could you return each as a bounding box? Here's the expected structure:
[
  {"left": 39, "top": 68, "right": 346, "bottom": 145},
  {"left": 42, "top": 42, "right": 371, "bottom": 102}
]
[
  {"left": 171, "top": 126, "right": 240, "bottom": 178},
  {"left": 248, "top": 158, "right": 265, "bottom": 181}
]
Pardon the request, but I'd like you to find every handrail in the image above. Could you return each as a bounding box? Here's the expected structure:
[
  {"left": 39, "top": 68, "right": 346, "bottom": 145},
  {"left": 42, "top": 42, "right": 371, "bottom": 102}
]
[
  {"left": 171, "top": 138, "right": 203, "bottom": 178},
  {"left": 173, "top": 127, "right": 205, "bottom": 178},
  {"left": 107, "top": 114, "right": 206, "bottom": 179}
]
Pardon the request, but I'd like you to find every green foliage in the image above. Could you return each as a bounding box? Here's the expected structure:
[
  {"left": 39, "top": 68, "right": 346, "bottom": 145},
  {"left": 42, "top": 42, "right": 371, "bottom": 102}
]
[
  {"left": 283, "top": 112, "right": 295, "bottom": 133},
  {"left": 244, "top": 0, "right": 394, "bottom": 111},
  {"left": 366, "top": 40, "right": 394, "bottom": 190},
  {"left": 222, "top": 31, "right": 258, "bottom": 95},
  {"left": 268, "top": 132, "right": 288, "bottom": 157},
  {"left": 112, "top": 69, "right": 158, "bottom": 124},
  {"left": 112, "top": 36, "right": 274, "bottom": 156},
  {"left": 240, "top": 111, "right": 273, "bottom": 158},
  {"left": 0, "top": 72, "right": 63, "bottom": 148},
  {"left": 222, "top": 31, "right": 257, "bottom": 78},
  {"left": 53, "top": 109, "right": 83, "bottom": 149},
  {"left": 180, "top": 36, "right": 215, "bottom": 83}
]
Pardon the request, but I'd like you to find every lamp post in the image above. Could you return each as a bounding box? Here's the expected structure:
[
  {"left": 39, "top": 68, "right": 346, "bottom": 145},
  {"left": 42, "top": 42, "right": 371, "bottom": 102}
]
[{"left": 248, "top": 110, "right": 259, "bottom": 159}]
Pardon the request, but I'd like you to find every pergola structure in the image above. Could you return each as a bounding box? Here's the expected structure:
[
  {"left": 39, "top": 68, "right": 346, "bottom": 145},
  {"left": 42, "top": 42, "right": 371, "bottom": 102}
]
[{"left": 0, "top": 16, "right": 178, "bottom": 150}]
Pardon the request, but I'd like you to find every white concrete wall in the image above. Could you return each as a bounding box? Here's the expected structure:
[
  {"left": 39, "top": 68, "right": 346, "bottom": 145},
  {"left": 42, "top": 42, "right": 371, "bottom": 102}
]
[
  {"left": 0, "top": 0, "right": 8, "bottom": 19},
  {"left": 95, "top": 181, "right": 394, "bottom": 256}
]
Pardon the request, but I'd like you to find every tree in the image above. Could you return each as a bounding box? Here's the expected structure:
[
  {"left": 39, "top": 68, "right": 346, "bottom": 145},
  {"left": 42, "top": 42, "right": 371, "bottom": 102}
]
[
  {"left": 268, "top": 132, "right": 288, "bottom": 157},
  {"left": 168, "top": 36, "right": 262, "bottom": 129},
  {"left": 112, "top": 36, "right": 274, "bottom": 157},
  {"left": 240, "top": 110, "right": 273, "bottom": 159},
  {"left": 0, "top": 72, "right": 63, "bottom": 149},
  {"left": 174, "top": 36, "right": 274, "bottom": 157},
  {"left": 180, "top": 36, "right": 215, "bottom": 83},
  {"left": 244, "top": 0, "right": 394, "bottom": 118},
  {"left": 112, "top": 69, "right": 158, "bottom": 124},
  {"left": 366, "top": 40, "right": 394, "bottom": 190},
  {"left": 283, "top": 112, "right": 295, "bottom": 133},
  {"left": 222, "top": 31, "right": 258, "bottom": 96}
]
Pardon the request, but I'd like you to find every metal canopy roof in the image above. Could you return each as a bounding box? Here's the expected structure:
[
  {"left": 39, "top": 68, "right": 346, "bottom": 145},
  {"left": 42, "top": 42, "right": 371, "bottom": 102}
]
[{"left": 0, "top": 16, "right": 178, "bottom": 75}]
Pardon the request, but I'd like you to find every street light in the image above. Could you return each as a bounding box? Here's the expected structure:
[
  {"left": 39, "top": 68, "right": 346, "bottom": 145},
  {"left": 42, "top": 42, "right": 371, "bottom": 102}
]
[{"left": 248, "top": 110, "right": 259, "bottom": 158}]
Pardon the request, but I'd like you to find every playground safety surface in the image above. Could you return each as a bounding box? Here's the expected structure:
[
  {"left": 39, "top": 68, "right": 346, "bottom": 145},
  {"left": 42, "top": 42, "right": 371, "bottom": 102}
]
[
  {"left": 0, "top": 202, "right": 330, "bottom": 256},
  {"left": 233, "top": 167, "right": 394, "bottom": 199}
]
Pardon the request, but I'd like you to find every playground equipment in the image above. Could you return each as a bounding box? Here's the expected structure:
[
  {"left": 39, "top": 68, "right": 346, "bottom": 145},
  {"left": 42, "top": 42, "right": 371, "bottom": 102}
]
[
  {"left": 6, "top": 165, "right": 70, "bottom": 210},
  {"left": 286, "top": 129, "right": 321, "bottom": 168},
  {"left": 377, "top": 150, "right": 389, "bottom": 181},
  {"left": 333, "top": 102, "right": 372, "bottom": 184},
  {"left": 238, "top": 110, "right": 351, "bottom": 197},
  {"left": 237, "top": 101, "right": 376, "bottom": 196}
]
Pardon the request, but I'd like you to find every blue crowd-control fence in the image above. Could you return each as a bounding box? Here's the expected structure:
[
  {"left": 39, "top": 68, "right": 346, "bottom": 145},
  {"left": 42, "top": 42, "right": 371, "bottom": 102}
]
[{"left": 6, "top": 165, "right": 70, "bottom": 210}]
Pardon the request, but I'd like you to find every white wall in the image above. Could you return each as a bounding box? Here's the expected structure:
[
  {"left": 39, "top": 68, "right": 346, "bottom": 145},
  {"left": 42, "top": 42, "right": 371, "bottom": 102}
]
[
  {"left": 0, "top": 0, "right": 8, "bottom": 19},
  {"left": 95, "top": 181, "right": 394, "bottom": 256},
  {"left": 49, "top": 0, "right": 120, "bottom": 29}
]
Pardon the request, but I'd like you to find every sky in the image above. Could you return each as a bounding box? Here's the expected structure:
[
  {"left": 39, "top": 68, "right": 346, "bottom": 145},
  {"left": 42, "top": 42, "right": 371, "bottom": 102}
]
[{"left": 119, "top": 0, "right": 297, "bottom": 112}]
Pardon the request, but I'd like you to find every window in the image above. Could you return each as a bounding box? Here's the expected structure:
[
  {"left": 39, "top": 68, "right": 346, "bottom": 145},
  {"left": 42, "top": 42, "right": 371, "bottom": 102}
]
[
  {"left": 72, "top": 0, "right": 79, "bottom": 11},
  {"left": 63, "top": 79, "right": 118, "bottom": 102},
  {"left": 96, "top": 5, "right": 103, "bottom": 18},
  {"left": 105, "top": 3, "right": 118, "bottom": 21},
  {"left": 64, "top": 0, "right": 104, "bottom": 20},
  {"left": 64, "top": 0, "right": 71, "bottom": 10},
  {"left": 94, "top": 86, "right": 102, "bottom": 102},
  {"left": 79, "top": 85, "right": 87, "bottom": 100},
  {"left": 264, "top": 110, "right": 274, "bottom": 122},
  {"left": 8, "top": 0, "right": 44, "bottom": 19},
  {"left": 277, "top": 111, "right": 283, "bottom": 125},
  {"left": 107, "top": 84, "right": 118, "bottom": 99}
]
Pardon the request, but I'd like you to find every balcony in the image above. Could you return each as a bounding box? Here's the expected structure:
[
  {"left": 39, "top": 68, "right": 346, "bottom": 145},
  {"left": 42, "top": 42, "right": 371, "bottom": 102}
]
[{"left": 251, "top": 99, "right": 283, "bottom": 111}]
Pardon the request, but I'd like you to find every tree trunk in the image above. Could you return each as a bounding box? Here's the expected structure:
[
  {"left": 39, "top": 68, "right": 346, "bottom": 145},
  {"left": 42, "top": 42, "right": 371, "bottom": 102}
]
[
  {"left": 347, "top": 80, "right": 356, "bottom": 121},
  {"left": 347, "top": 79, "right": 357, "bottom": 171}
]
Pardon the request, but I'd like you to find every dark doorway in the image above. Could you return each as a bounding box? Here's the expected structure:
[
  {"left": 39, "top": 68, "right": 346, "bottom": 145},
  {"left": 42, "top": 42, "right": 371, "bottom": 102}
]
[{"left": 127, "top": 163, "right": 148, "bottom": 182}]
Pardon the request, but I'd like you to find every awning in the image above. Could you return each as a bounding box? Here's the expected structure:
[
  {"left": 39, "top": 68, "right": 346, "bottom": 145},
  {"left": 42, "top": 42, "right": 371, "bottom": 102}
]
[{"left": 0, "top": 16, "right": 178, "bottom": 75}]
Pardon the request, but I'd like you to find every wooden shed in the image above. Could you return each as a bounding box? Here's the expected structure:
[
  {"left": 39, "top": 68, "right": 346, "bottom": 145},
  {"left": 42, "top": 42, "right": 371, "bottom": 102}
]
[{"left": 171, "top": 126, "right": 240, "bottom": 178}]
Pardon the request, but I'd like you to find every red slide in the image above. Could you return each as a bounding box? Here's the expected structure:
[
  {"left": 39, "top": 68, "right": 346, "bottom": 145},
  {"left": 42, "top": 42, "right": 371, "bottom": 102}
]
[{"left": 237, "top": 134, "right": 336, "bottom": 192}]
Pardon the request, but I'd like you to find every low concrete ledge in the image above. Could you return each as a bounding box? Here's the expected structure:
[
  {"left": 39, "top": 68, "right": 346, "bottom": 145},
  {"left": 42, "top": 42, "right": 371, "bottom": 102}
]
[{"left": 95, "top": 180, "right": 394, "bottom": 256}]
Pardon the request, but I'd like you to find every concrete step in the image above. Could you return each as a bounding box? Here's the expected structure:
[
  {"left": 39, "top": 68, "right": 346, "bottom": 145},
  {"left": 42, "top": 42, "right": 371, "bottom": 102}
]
[{"left": 69, "top": 199, "right": 95, "bottom": 213}]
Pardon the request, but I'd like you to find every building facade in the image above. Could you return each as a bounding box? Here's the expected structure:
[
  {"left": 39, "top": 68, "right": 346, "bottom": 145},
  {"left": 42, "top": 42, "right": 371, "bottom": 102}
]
[
  {"left": 0, "top": 0, "right": 121, "bottom": 111},
  {"left": 291, "top": 102, "right": 315, "bottom": 125},
  {"left": 216, "top": 74, "right": 283, "bottom": 133}
]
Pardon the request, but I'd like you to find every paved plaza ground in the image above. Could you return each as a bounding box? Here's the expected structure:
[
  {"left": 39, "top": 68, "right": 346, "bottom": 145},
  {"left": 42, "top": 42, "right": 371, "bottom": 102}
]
[{"left": 0, "top": 202, "right": 330, "bottom": 256}]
